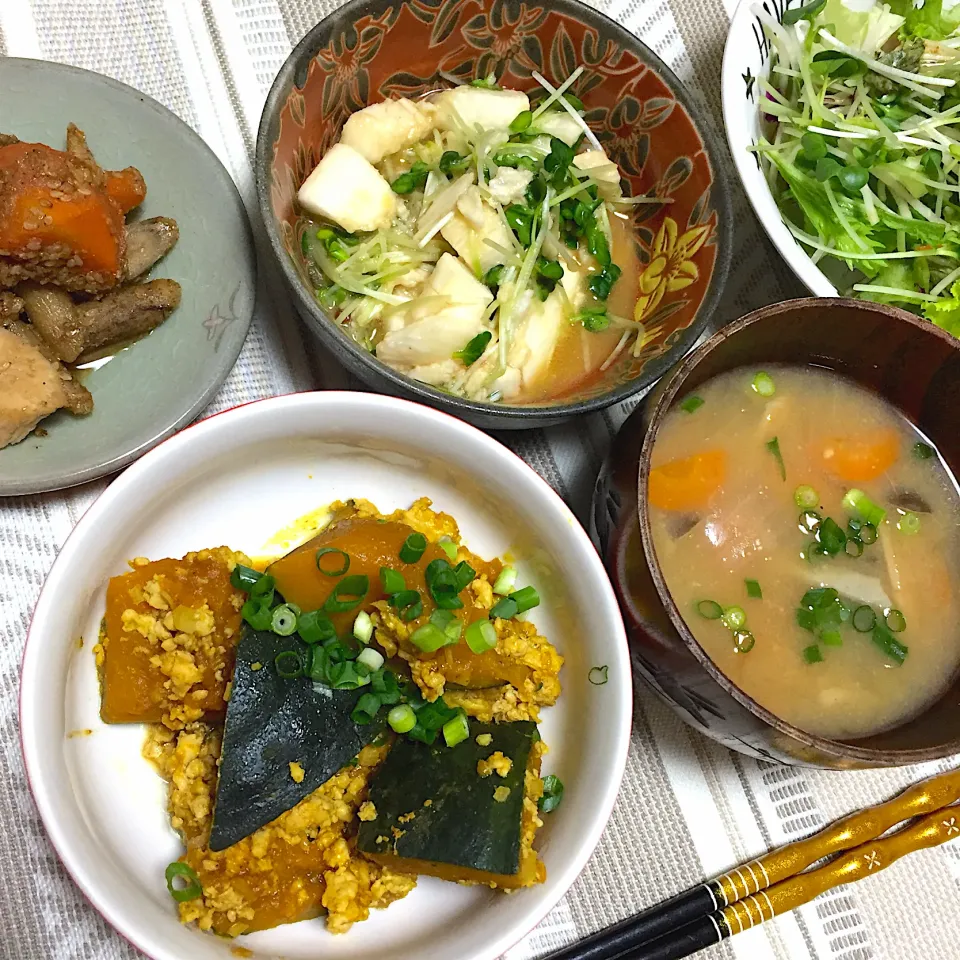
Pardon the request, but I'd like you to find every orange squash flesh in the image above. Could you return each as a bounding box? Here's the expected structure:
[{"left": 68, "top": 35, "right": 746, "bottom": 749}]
[
  {"left": 268, "top": 517, "right": 524, "bottom": 690},
  {"left": 101, "top": 552, "right": 242, "bottom": 724},
  {"left": 648, "top": 450, "right": 726, "bottom": 512}
]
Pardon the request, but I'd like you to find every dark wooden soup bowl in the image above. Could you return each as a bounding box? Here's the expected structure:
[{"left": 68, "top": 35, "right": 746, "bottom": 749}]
[{"left": 593, "top": 297, "right": 960, "bottom": 768}]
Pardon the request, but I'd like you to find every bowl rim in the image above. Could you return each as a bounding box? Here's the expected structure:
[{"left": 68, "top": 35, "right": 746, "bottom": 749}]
[
  {"left": 721, "top": 0, "right": 837, "bottom": 299},
  {"left": 0, "top": 56, "right": 257, "bottom": 497},
  {"left": 255, "top": 0, "right": 735, "bottom": 421},
  {"left": 636, "top": 296, "right": 960, "bottom": 765},
  {"left": 20, "top": 388, "right": 633, "bottom": 960}
]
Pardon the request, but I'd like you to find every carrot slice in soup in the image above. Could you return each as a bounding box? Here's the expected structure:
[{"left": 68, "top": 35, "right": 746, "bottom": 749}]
[
  {"left": 648, "top": 450, "right": 726, "bottom": 511},
  {"left": 821, "top": 430, "right": 899, "bottom": 482}
]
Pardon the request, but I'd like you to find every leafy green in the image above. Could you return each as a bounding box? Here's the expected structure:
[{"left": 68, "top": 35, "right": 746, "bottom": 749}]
[
  {"left": 923, "top": 279, "right": 960, "bottom": 335},
  {"left": 887, "top": 0, "right": 960, "bottom": 40},
  {"left": 454, "top": 331, "right": 493, "bottom": 366}
]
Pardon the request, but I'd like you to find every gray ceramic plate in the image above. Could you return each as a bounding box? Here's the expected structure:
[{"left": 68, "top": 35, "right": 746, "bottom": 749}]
[{"left": 0, "top": 59, "right": 256, "bottom": 496}]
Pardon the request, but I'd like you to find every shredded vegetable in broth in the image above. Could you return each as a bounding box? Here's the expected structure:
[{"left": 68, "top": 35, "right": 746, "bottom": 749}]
[{"left": 295, "top": 70, "right": 662, "bottom": 403}]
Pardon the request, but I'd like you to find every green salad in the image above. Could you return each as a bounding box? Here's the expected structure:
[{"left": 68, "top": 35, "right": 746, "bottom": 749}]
[{"left": 757, "top": 0, "right": 960, "bottom": 334}]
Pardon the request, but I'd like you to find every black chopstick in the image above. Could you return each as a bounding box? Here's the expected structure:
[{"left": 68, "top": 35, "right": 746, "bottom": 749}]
[{"left": 540, "top": 883, "right": 722, "bottom": 960}]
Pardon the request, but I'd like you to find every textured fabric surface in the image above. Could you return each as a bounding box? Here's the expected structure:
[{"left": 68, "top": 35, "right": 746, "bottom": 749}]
[{"left": 1, "top": 1, "right": 959, "bottom": 959}]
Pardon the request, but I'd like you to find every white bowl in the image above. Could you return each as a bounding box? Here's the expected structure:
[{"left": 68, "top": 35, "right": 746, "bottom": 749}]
[
  {"left": 722, "top": 0, "right": 838, "bottom": 296},
  {"left": 20, "top": 392, "right": 631, "bottom": 960}
]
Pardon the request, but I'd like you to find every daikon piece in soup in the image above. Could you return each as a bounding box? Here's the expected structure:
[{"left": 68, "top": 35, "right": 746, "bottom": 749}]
[{"left": 648, "top": 365, "right": 960, "bottom": 741}]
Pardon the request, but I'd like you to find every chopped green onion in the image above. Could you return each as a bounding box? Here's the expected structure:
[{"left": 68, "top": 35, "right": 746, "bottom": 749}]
[
  {"left": 271, "top": 604, "right": 298, "bottom": 636},
  {"left": 490, "top": 596, "right": 518, "bottom": 619},
  {"left": 353, "top": 610, "right": 374, "bottom": 644},
  {"left": 794, "top": 485, "right": 819, "bottom": 509},
  {"left": 442, "top": 712, "right": 470, "bottom": 747},
  {"left": 821, "top": 630, "right": 843, "bottom": 646},
  {"left": 721, "top": 606, "right": 747, "bottom": 631},
  {"left": 817, "top": 517, "right": 846, "bottom": 556},
  {"left": 429, "top": 608, "right": 463, "bottom": 645},
  {"left": 356, "top": 646, "right": 384, "bottom": 672},
  {"left": 745, "top": 579, "right": 763, "bottom": 599},
  {"left": 845, "top": 538, "right": 865, "bottom": 558},
  {"left": 510, "top": 585, "right": 540, "bottom": 613},
  {"left": 326, "top": 659, "right": 370, "bottom": 690},
  {"left": 852, "top": 605, "right": 876, "bottom": 632},
  {"left": 538, "top": 774, "right": 564, "bottom": 813},
  {"left": 399, "top": 533, "right": 427, "bottom": 564},
  {"left": 588, "top": 665, "right": 609, "bottom": 685},
  {"left": 871, "top": 622, "right": 908, "bottom": 665},
  {"left": 765, "top": 437, "right": 786, "bottom": 481},
  {"left": 799, "top": 510, "right": 822, "bottom": 533},
  {"left": 379, "top": 566, "right": 405, "bottom": 595},
  {"left": 425, "top": 558, "right": 465, "bottom": 610},
  {"left": 860, "top": 522, "right": 878, "bottom": 545},
  {"left": 733, "top": 630, "right": 756, "bottom": 653},
  {"left": 509, "top": 110, "right": 533, "bottom": 133},
  {"left": 387, "top": 703, "right": 416, "bottom": 734},
  {"left": 751, "top": 371, "right": 776, "bottom": 397},
  {"left": 275, "top": 650, "right": 303, "bottom": 679},
  {"left": 391, "top": 589, "right": 423, "bottom": 621},
  {"left": 241, "top": 599, "right": 273, "bottom": 631},
  {"left": 465, "top": 618, "right": 498, "bottom": 654},
  {"left": 437, "top": 538, "right": 458, "bottom": 561},
  {"left": 680, "top": 395, "right": 705, "bottom": 414},
  {"left": 410, "top": 622, "right": 456, "bottom": 653},
  {"left": 885, "top": 609, "right": 907, "bottom": 633},
  {"left": 696, "top": 599, "right": 723, "bottom": 620},
  {"left": 453, "top": 561, "right": 476, "bottom": 591},
  {"left": 316, "top": 547, "right": 350, "bottom": 577},
  {"left": 913, "top": 442, "right": 935, "bottom": 460},
  {"left": 806, "top": 541, "right": 828, "bottom": 563},
  {"left": 493, "top": 566, "right": 518, "bottom": 595},
  {"left": 803, "top": 644, "right": 824, "bottom": 664},
  {"left": 351, "top": 691, "right": 382, "bottom": 725},
  {"left": 250, "top": 574, "right": 275, "bottom": 602},
  {"left": 842, "top": 489, "right": 886, "bottom": 527},
  {"left": 897, "top": 512, "right": 921, "bottom": 535},
  {"left": 297, "top": 609, "right": 335, "bottom": 645},
  {"left": 324, "top": 574, "right": 369, "bottom": 613},
  {"left": 165, "top": 862, "right": 202, "bottom": 903},
  {"left": 230, "top": 564, "right": 261, "bottom": 590}
]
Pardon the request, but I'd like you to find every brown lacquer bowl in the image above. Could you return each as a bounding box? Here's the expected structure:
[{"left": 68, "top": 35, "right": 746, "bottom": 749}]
[
  {"left": 593, "top": 298, "right": 960, "bottom": 768},
  {"left": 255, "top": 0, "right": 732, "bottom": 429}
]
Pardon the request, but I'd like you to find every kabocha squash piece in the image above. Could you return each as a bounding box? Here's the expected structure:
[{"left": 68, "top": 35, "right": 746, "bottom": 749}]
[
  {"left": 208, "top": 623, "right": 387, "bottom": 851},
  {"left": 100, "top": 549, "right": 243, "bottom": 726},
  {"left": 357, "top": 720, "right": 546, "bottom": 888}
]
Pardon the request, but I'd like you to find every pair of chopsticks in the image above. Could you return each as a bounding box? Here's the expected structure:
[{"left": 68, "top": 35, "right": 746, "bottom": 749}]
[{"left": 544, "top": 767, "right": 960, "bottom": 960}]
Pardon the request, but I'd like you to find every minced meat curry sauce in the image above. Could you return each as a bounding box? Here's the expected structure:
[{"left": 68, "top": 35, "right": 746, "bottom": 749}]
[{"left": 95, "top": 497, "right": 563, "bottom": 938}]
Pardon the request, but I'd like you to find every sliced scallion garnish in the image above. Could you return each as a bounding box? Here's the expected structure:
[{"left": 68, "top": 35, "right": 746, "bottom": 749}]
[
  {"left": 275, "top": 650, "right": 303, "bottom": 679},
  {"left": 316, "top": 547, "right": 350, "bottom": 577},
  {"left": 681, "top": 395, "right": 705, "bottom": 414},
  {"left": 379, "top": 566, "right": 405, "bottom": 595},
  {"left": 271, "top": 604, "right": 298, "bottom": 637},
  {"left": 399, "top": 532, "right": 427, "bottom": 564},
  {"left": 842, "top": 488, "right": 886, "bottom": 527},
  {"left": 696, "top": 599, "right": 723, "bottom": 620},
  {"left": 897, "top": 512, "right": 921, "bottom": 535},
  {"left": 324, "top": 574, "right": 370, "bottom": 613},
  {"left": 745, "top": 579, "right": 763, "bottom": 599},
  {"left": 886, "top": 609, "right": 907, "bottom": 633},
  {"left": 852, "top": 605, "right": 876, "bottom": 633},
  {"left": 794, "top": 485, "right": 819, "bottom": 509},
  {"left": 442, "top": 712, "right": 470, "bottom": 747},
  {"left": 230, "top": 564, "right": 261, "bottom": 590},
  {"left": 387, "top": 703, "right": 416, "bottom": 733},
  {"left": 493, "top": 566, "right": 518, "bottom": 595},
  {"left": 353, "top": 610, "right": 374, "bottom": 644},
  {"left": 751, "top": 371, "right": 776, "bottom": 397},
  {"left": 297, "top": 609, "right": 335, "bottom": 645},
  {"left": 165, "top": 861, "right": 202, "bottom": 903},
  {"left": 765, "top": 437, "right": 786, "bottom": 481},
  {"left": 466, "top": 618, "right": 498, "bottom": 654},
  {"left": 588, "top": 665, "right": 609, "bottom": 685}
]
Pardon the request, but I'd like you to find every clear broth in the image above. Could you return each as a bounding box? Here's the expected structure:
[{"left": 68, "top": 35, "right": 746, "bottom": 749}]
[{"left": 649, "top": 365, "right": 960, "bottom": 741}]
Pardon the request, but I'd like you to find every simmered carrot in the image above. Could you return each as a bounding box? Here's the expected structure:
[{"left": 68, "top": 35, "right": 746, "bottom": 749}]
[
  {"left": 648, "top": 450, "right": 726, "bottom": 511},
  {"left": 820, "top": 430, "right": 899, "bottom": 482},
  {"left": 104, "top": 167, "right": 146, "bottom": 213}
]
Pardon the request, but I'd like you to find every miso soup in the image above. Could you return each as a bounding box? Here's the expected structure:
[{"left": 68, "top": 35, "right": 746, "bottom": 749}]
[{"left": 649, "top": 365, "right": 960, "bottom": 741}]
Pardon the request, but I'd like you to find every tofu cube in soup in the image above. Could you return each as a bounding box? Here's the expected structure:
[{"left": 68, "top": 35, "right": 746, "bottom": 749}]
[
  {"left": 433, "top": 87, "right": 529, "bottom": 133},
  {"left": 340, "top": 98, "right": 438, "bottom": 165},
  {"left": 572, "top": 150, "right": 622, "bottom": 200},
  {"left": 441, "top": 187, "right": 513, "bottom": 275},
  {"left": 297, "top": 143, "right": 397, "bottom": 234},
  {"left": 377, "top": 253, "right": 492, "bottom": 368}
]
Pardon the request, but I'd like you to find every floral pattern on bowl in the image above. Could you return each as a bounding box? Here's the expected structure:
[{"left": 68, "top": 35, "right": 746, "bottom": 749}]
[{"left": 259, "top": 0, "right": 733, "bottom": 421}]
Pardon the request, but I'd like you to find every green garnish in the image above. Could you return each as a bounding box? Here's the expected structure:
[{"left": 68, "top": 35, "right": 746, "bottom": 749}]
[
  {"left": 510, "top": 585, "right": 540, "bottom": 613},
  {"left": 721, "top": 606, "right": 747, "bottom": 631},
  {"left": 297, "top": 609, "right": 335, "bottom": 644},
  {"left": 734, "top": 631, "right": 756, "bottom": 653},
  {"left": 270, "top": 604, "right": 298, "bottom": 637},
  {"left": 765, "top": 437, "right": 786, "bottom": 481},
  {"left": 802, "top": 644, "right": 824, "bottom": 664},
  {"left": 165, "top": 862, "right": 202, "bottom": 903},
  {"left": 842, "top": 488, "right": 886, "bottom": 527},
  {"left": 897, "top": 511, "right": 921, "bottom": 535},
  {"left": 588, "top": 665, "right": 609, "bottom": 685},
  {"left": 539, "top": 774, "right": 564, "bottom": 813},
  {"left": 439, "top": 150, "right": 469, "bottom": 176},
  {"left": 681, "top": 395, "right": 705, "bottom": 414},
  {"left": 353, "top": 610, "right": 374, "bottom": 644},
  {"left": 886, "top": 609, "right": 907, "bottom": 632},
  {"left": 577, "top": 306, "right": 610, "bottom": 332},
  {"left": 696, "top": 599, "right": 723, "bottom": 620},
  {"left": 493, "top": 566, "right": 517, "bottom": 595},
  {"left": 745, "top": 579, "right": 763, "bottom": 599},
  {"left": 379, "top": 566, "right": 405, "bottom": 595},
  {"left": 588, "top": 262, "right": 622, "bottom": 300},
  {"left": 509, "top": 110, "right": 532, "bottom": 133},
  {"left": 399, "top": 532, "right": 427, "bottom": 564},
  {"left": 817, "top": 517, "right": 847, "bottom": 555},
  {"left": 751, "top": 371, "right": 776, "bottom": 397},
  {"left": 323, "top": 574, "right": 370, "bottom": 613},
  {"left": 490, "top": 596, "right": 518, "bottom": 620},
  {"left": 794, "top": 485, "right": 819, "bottom": 509},
  {"left": 230, "top": 564, "right": 261, "bottom": 590},
  {"left": 387, "top": 703, "right": 416, "bottom": 734},
  {"left": 442, "top": 712, "right": 470, "bottom": 747},
  {"left": 465, "top": 618, "right": 498, "bottom": 654},
  {"left": 483, "top": 264, "right": 504, "bottom": 289},
  {"left": 852, "top": 605, "right": 876, "bottom": 632},
  {"left": 454, "top": 331, "right": 492, "bottom": 366},
  {"left": 425, "top": 558, "right": 470, "bottom": 610},
  {"left": 913, "top": 442, "right": 935, "bottom": 460},
  {"left": 274, "top": 650, "right": 303, "bottom": 679},
  {"left": 871, "top": 621, "right": 908, "bottom": 665},
  {"left": 390, "top": 161, "right": 429, "bottom": 195},
  {"left": 390, "top": 589, "right": 423, "bottom": 621},
  {"left": 316, "top": 547, "right": 350, "bottom": 577}
]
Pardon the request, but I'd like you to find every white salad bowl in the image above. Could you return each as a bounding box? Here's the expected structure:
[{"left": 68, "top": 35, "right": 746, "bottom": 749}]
[
  {"left": 21, "top": 392, "right": 631, "bottom": 960},
  {"left": 723, "top": 0, "right": 838, "bottom": 296}
]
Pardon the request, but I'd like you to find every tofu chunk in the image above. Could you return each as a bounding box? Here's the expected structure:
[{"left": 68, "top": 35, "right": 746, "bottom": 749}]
[
  {"left": 573, "top": 149, "right": 622, "bottom": 200},
  {"left": 297, "top": 143, "right": 397, "bottom": 234},
  {"left": 534, "top": 112, "right": 583, "bottom": 146},
  {"left": 433, "top": 87, "right": 529, "bottom": 133},
  {"left": 440, "top": 187, "right": 514, "bottom": 275},
  {"left": 377, "top": 253, "right": 492, "bottom": 368},
  {"left": 0, "top": 327, "right": 68, "bottom": 448},
  {"left": 340, "top": 98, "right": 437, "bottom": 165}
]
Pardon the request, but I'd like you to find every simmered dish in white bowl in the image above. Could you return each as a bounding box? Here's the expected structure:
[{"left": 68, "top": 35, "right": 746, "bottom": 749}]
[{"left": 21, "top": 392, "right": 630, "bottom": 960}]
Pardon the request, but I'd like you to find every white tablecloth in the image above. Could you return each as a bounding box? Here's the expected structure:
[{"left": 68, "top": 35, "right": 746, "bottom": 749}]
[{"left": 1, "top": 1, "right": 958, "bottom": 958}]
